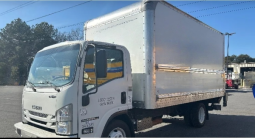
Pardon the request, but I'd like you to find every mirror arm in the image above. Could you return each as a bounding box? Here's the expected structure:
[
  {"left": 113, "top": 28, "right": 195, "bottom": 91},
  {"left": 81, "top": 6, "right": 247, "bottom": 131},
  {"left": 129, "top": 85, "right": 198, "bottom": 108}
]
[
  {"left": 84, "top": 43, "right": 97, "bottom": 95},
  {"left": 90, "top": 44, "right": 98, "bottom": 95},
  {"left": 84, "top": 43, "right": 98, "bottom": 95},
  {"left": 82, "top": 44, "right": 98, "bottom": 106}
]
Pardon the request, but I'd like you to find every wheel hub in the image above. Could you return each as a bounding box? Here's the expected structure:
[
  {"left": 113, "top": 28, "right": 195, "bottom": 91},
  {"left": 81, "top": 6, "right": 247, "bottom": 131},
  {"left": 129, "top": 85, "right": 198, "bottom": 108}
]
[
  {"left": 108, "top": 127, "right": 126, "bottom": 138},
  {"left": 198, "top": 107, "right": 205, "bottom": 124}
]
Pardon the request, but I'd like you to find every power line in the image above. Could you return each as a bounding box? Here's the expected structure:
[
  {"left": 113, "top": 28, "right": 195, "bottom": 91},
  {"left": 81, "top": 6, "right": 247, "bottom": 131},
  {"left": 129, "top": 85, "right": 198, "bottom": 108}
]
[
  {"left": 0, "top": 1, "right": 34, "bottom": 15},
  {"left": 57, "top": 21, "right": 84, "bottom": 30},
  {"left": 0, "top": 1, "right": 32, "bottom": 15},
  {"left": 196, "top": 6, "right": 255, "bottom": 18},
  {"left": 26, "top": 0, "right": 92, "bottom": 23},
  {"left": 176, "top": 0, "right": 205, "bottom": 7},
  {"left": 56, "top": 0, "right": 204, "bottom": 30},
  {"left": 0, "top": 1, "right": 38, "bottom": 16},
  {"left": 189, "top": 1, "right": 253, "bottom": 13},
  {"left": 57, "top": 1, "right": 254, "bottom": 29}
]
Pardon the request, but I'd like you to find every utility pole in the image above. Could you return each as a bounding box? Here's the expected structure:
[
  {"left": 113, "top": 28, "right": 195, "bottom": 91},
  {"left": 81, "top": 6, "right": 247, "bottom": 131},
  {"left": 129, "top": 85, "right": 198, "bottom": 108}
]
[
  {"left": 225, "top": 32, "right": 235, "bottom": 79},
  {"left": 224, "top": 32, "right": 235, "bottom": 107}
]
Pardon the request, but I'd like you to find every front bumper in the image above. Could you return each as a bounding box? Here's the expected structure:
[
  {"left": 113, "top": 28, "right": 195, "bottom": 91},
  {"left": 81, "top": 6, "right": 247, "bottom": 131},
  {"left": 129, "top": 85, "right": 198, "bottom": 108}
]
[{"left": 14, "top": 122, "right": 77, "bottom": 138}]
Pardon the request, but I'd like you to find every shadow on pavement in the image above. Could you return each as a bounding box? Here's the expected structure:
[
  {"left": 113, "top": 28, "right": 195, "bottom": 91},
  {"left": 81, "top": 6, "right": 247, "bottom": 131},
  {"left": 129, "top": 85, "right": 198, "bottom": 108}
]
[
  {"left": 226, "top": 89, "right": 251, "bottom": 93},
  {"left": 135, "top": 114, "right": 255, "bottom": 137},
  {"left": 228, "top": 93, "right": 233, "bottom": 96}
]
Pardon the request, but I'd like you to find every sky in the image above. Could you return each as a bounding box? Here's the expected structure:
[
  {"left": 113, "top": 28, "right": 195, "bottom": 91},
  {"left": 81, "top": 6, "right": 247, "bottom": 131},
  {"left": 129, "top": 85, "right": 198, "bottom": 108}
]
[{"left": 0, "top": 0, "right": 254, "bottom": 57}]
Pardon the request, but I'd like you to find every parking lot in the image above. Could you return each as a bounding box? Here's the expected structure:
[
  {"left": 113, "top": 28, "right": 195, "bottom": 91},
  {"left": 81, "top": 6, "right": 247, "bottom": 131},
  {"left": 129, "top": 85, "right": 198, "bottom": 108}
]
[{"left": 0, "top": 86, "right": 254, "bottom": 137}]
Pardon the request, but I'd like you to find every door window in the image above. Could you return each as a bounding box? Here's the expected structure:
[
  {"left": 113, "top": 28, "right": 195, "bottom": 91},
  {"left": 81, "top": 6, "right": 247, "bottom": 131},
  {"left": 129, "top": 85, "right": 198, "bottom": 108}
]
[{"left": 83, "top": 47, "right": 123, "bottom": 93}]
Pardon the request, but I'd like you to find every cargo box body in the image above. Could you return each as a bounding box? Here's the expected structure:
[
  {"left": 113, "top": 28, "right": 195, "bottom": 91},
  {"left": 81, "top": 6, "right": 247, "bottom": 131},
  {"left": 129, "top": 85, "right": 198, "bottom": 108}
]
[{"left": 85, "top": 1, "right": 225, "bottom": 109}]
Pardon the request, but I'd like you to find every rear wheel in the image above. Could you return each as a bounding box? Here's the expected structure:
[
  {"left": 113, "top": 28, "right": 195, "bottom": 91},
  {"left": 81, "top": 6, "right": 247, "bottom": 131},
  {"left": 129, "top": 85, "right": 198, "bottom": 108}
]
[
  {"left": 190, "top": 103, "right": 206, "bottom": 128},
  {"left": 102, "top": 120, "right": 131, "bottom": 137}
]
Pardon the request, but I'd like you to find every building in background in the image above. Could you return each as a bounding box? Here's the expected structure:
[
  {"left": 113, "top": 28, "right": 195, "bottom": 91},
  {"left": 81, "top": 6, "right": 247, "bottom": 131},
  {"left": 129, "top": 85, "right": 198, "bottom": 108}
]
[{"left": 228, "top": 62, "right": 255, "bottom": 88}]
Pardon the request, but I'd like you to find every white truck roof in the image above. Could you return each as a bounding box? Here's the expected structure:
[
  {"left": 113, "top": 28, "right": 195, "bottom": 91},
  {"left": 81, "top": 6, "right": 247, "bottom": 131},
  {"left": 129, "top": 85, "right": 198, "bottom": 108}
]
[{"left": 85, "top": 0, "right": 222, "bottom": 35}]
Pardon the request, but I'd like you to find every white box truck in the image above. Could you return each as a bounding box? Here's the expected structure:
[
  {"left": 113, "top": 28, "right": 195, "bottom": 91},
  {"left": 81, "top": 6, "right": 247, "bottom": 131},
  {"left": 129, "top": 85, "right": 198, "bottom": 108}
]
[{"left": 14, "top": 0, "right": 226, "bottom": 137}]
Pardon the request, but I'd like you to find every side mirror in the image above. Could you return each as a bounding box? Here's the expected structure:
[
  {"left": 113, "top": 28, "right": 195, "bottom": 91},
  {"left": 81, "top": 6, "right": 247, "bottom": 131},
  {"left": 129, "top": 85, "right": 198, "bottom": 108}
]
[{"left": 96, "top": 50, "right": 107, "bottom": 78}]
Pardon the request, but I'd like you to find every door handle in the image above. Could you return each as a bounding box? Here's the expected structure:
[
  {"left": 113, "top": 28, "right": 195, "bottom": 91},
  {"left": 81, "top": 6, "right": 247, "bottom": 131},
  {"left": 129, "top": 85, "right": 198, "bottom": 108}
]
[{"left": 121, "top": 92, "right": 126, "bottom": 104}]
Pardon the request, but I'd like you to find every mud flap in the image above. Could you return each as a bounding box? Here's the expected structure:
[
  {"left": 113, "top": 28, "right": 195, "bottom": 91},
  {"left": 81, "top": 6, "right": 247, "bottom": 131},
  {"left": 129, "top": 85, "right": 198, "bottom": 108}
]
[
  {"left": 223, "top": 92, "right": 228, "bottom": 107},
  {"left": 205, "top": 108, "right": 209, "bottom": 120}
]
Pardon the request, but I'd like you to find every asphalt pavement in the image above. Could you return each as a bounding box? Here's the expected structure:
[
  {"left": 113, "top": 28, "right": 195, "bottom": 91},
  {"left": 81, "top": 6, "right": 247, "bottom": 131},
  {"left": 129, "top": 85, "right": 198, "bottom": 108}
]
[
  {"left": 0, "top": 86, "right": 254, "bottom": 137},
  {"left": 136, "top": 88, "right": 255, "bottom": 137},
  {"left": 0, "top": 86, "right": 22, "bottom": 138}
]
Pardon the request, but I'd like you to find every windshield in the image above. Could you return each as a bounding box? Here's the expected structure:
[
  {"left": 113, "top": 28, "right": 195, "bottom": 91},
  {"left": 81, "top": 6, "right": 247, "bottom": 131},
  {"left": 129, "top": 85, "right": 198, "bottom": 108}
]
[{"left": 27, "top": 44, "right": 81, "bottom": 87}]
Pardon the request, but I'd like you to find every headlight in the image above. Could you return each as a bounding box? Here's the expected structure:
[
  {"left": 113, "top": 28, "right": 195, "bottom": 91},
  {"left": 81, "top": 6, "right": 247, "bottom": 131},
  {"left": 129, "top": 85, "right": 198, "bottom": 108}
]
[
  {"left": 22, "top": 94, "right": 28, "bottom": 124},
  {"left": 56, "top": 104, "right": 73, "bottom": 135}
]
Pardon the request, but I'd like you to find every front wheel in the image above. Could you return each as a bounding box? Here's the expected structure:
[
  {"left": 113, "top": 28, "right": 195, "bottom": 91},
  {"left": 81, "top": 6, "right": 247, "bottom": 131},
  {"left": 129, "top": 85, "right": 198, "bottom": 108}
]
[
  {"left": 102, "top": 120, "right": 131, "bottom": 137},
  {"left": 190, "top": 103, "right": 206, "bottom": 128}
]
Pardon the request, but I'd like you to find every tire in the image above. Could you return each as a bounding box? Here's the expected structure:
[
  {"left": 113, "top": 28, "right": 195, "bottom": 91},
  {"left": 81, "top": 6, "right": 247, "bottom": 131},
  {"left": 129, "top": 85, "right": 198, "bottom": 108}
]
[
  {"left": 190, "top": 103, "right": 206, "bottom": 128},
  {"left": 102, "top": 120, "right": 131, "bottom": 137}
]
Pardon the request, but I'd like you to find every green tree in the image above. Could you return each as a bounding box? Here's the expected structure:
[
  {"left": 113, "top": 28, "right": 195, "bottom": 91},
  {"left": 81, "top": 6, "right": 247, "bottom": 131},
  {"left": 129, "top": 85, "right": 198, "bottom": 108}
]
[
  {"left": 0, "top": 62, "right": 8, "bottom": 85},
  {"left": 225, "top": 54, "right": 237, "bottom": 64},
  {"left": 225, "top": 54, "right": 255, "bottom": 64},
  {"left": 0, "top": 18, "right": 32, "bottom": 85},
  {"left": 0, "top": 18, "right": 84, "bottom": 85},
  {"left": 0, "top": 19, "right": 63, "bottom": 85},
  {"left": 31, "top": 22, "right": 58, "bottom": 53},
  {"left": 236, "top": 54, "right": 253, "bottom": 63}
]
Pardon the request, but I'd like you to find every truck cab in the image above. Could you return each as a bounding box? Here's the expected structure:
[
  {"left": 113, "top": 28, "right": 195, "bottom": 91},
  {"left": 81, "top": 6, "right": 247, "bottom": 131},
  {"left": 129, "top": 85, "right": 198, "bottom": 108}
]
[{"left": 14, "top": 40, "right": 133, "bottom": 137}]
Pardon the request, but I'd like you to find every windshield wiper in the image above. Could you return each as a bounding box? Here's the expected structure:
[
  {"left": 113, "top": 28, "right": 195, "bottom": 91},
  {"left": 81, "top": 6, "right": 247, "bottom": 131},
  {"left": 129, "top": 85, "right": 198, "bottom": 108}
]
[
  {"left": 43, "top": 81, "right": 60, "bottom": 92},
  {"left": 26, "top": 80, "right": 36, "bottom": 92}
]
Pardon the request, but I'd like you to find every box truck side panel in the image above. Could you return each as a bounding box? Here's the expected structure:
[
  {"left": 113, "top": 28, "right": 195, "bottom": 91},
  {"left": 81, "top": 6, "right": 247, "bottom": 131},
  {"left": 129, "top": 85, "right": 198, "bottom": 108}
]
[
  {"left": 85, "top": 6, "right": 147, "bottom": 103},
  {"left": 154, "top": 2, "right": 225, "bottom": 107}
]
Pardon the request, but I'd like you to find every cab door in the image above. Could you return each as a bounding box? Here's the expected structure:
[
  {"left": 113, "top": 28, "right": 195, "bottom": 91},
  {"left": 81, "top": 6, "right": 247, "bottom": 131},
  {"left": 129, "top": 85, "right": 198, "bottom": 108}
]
[{"left": 78, "top": 44, "right": 129, "bottom": 137}]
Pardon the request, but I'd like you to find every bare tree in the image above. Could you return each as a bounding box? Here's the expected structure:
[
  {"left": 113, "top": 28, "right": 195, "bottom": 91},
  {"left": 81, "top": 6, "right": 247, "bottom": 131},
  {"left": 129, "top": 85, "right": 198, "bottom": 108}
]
[
  {"left": 68, "top": 28, "right": 83, "bottom": 41},
  {"left": 56, "top": 27, "right": 84, "bottom": 42},
  {"left": 55, "top": 31, "right": 68, "bottom": 42}
]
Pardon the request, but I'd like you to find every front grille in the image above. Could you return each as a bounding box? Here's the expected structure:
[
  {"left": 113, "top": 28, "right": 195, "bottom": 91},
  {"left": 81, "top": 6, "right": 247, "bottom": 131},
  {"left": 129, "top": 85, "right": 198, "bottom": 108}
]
[
  {"left": 29, "top": 111, "right": 48, "bottom": 118},
  {"left": 27, "top": 122, "right": 55, "bottom": 133},
  {"left": 26, "top": 110, "right": 56, "bottom": 130},
  {"left": 30, "top": 118, "right": 47, "bottom": 125}
]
